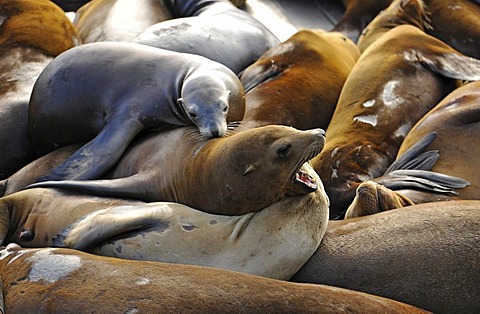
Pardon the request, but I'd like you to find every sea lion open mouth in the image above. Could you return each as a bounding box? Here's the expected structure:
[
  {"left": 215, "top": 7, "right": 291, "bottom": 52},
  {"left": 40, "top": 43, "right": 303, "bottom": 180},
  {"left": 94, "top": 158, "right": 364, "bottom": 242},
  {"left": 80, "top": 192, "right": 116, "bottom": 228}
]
[{"left": 287, "top": 166, "right": 318, "bottom": 196}]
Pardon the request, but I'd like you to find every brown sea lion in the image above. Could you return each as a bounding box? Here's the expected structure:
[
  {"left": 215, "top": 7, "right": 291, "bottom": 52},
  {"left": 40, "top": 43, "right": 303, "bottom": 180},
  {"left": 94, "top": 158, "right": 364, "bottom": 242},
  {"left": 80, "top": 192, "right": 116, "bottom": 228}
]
[
  {"left": 239, "top": 29, "right": 360, "bottom": 131},
  {"left": 0, "top": 164, "right": 328, "bottom": 280},
  {"left": 344, "top": 180, "right": 414, "bottom": 218},
  {"left": 395, "top": 81, "right": 480, "bottom": 201},
  {"left": 424, "top": 0, "right": 480, "bottom": 60},
  {"left": 26, "top": 126, "right": 326, "bottom": 215},
  {"left": 357, "top": 0, "right": 430, "bottom": 52},
  {"left": 291, "top": 200, "right": 480, "bottom": 313},
  {"left": 0, "top": 0, "right": 81, "bottom": 179},
  {"left": 0, "top": 244, "right": 428, "bottom": 313},
  {"left": 333, "top": 0, "right": 392, "bottom": 42},
  {"left": 29, "top": 41, "right": 245, "bottom": 181},
  {"left": 131, "top": 0, "right": 280, "bottom": 74},
  {"left": 310, "top": 24, "right": 480, "bottom": 219},
  {"left": 73, "top": 0, "right": 173, "bottom": 43}
]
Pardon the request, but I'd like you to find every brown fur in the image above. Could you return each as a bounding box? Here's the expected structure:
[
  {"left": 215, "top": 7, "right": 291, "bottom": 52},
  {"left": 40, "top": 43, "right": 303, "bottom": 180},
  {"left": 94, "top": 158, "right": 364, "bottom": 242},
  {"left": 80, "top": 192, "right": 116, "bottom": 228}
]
[
  {"left": 21, "top": 126, "right": 326, "bottom": 216},
  {"left": 424, "top": 0, "right": 480, "bottom": 59},
  {"left": 0, "top": 0, "right": 81, "bottom": 179},
  {"left": 397, "top": 81, "right": 480, "bottom": 201},
  {"left": 0, "top": 244, "right": 428, "bottom": 313},
  {"left": 239, "top": 29, "right": 360, "bottom": 130},
  {"left": 333, "top": 0, "right": 393, "bottom": 42},
  {"left": 311, "top": 24, "right": 480, "bottom": 218},
  {"left": 292, "top": 200, "right": 480, "bottom": 313}
]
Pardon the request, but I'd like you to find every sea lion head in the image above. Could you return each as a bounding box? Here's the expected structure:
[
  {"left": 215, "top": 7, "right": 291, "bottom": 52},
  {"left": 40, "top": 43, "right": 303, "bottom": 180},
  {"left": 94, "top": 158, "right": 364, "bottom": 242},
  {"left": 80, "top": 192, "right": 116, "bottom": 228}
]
[
  {"left": 179, "top": 69, "right": 245, "bottom": 139},
  {"left": 344, "top": 180, "right": 415, "bottom": 219},
  {"left": 192, "top": 125, "right": 326, "bottom": 215}
]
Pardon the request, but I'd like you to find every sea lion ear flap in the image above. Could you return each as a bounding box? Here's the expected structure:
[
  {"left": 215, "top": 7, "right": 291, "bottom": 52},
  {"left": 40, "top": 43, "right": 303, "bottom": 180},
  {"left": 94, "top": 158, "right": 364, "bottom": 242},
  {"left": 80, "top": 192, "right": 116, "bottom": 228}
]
[
  {"left": 243, "top": 164, "right": 256, "bottom": 175},
  {"left": 177, "top": 98, "right": 184, "bottom": 106}
]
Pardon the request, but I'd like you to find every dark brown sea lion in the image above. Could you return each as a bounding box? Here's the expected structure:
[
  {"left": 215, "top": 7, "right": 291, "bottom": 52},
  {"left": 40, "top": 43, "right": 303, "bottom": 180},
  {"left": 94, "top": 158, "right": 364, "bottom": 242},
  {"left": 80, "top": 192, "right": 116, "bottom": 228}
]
[
  {"left": 424, "top": 0, "right": 480, "bottom": 60},
  {"left": 73, "top": 0, "right": 173, "bottom": 43},
  {"left": 29, "top": 41, "right": 245, "bottom": 181},
  {"left": 291, "top": 200, "right": 480, "bottom": 313},
  {"left": 333, "top": 0, "right": 392, "bottom": 42},
  {"left": 131, "top": 0, "right": 280, "bottom": 74},
  {"left": 310, "top": 24, "right": 480, "bottom": 219},
  {"left": 239, "top": 29, "right": 360, "bottom": 131},
  {"left": 0, "top": 244, "right": 428, "bottom": 313},
  {"left": 0, "top": 0, "right": 81, "bottom": 179},
  {"left": 26, "top": 126, "right": 326, "bottom": 215},
  {"left": 357, "top": 0, "right": 430, "bottom": 52},
  {"left": 0, "top": 164, "right": 328, "bottom": 280},
  {"left": 395, "top": 81, "right": 480, "bottom": 201}
]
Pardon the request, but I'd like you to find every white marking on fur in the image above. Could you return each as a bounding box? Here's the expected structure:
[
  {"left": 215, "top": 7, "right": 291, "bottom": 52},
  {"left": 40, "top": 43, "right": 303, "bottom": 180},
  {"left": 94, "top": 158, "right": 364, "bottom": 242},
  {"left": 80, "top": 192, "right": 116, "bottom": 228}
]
[
  {"left": 362, "top": 99, "right": 376, "bottom": 107},
  {"left": 353, "top": 115, "right": 378, "bottom": 127},
  {"left": 135, "top": 277, "right": 151, "bottom": 285},
  {"left": 27, "top": 249, "right": 81, "bottom": 283},
  {"left": 382, "top": 81, "right": 405, "bottom": 107},
  {"left": 393, "top": 123, "right": 412, "bottom": 138}
]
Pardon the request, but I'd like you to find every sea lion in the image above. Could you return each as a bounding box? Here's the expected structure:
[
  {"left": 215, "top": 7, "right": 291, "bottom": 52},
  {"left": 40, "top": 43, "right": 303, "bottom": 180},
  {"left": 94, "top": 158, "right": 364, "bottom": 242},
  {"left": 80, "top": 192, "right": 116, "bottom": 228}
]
[
  {"left": 357, "top": 0, "right": 430, "bottom": 52},
  {"left": 395, "top": 81, "right": 480, "bottom": 201},
  {"left": 28, "top": 41, "right": 245, "bottom": 181},
  {"left": 291, "top": 200, "right": 480, "bottom": 313},
  {"left": 0, "top": 244, "right": 428, "bottom": 313},
  {"left": 310, "top": 24, "right": 480, "bottom": 219},
  {"left": 424, "top": 0, "right": 480, "bottom": 60},
  {"left": 73, "top": 0, "right": 173, "bottom": 43},
  {"left": 0, "top": 164, "right": 328, "bottom": 280},
  {"left": 344, "top": 180, "right": 414, "bottom": 218},
  {"left": 0, "top": 0, "right": 81, "bottom": 179},
  {"left": 131, "top": 0, "right": 280, "bottom": 74},
  {"left": 239, "top": 29, "right": 360, "bottom": 131},
  {"left": 26, "top": 126, "right": 326, "bottom": 215},
  {"left": 333, "top": 0, "right": 392, "bottom": 42}
]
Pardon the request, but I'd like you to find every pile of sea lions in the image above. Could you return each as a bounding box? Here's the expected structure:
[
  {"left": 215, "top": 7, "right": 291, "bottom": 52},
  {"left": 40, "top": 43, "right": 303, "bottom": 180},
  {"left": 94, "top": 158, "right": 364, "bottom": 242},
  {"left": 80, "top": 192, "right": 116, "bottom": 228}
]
[{"left": 0, "top": 0, "right": 479, "bottom": 312}]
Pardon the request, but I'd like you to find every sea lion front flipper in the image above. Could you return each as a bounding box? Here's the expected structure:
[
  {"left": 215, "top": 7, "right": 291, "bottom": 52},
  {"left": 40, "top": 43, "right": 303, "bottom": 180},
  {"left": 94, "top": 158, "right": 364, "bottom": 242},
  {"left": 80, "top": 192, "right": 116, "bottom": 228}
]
[
  {"left": 53, "top": 204, "right": 168, "bottom": 250},
  {"left": 38, "top": 119, "right": 142, "bottom": 181},
  {"left": 240, "top": 60, "right": 283, "bottom": 93},
  {"left": 26, "top": 172, "right": 158, "bottom": 202},
  {"left": 407, "top": 46, "right": 480, "bottom": 81}
]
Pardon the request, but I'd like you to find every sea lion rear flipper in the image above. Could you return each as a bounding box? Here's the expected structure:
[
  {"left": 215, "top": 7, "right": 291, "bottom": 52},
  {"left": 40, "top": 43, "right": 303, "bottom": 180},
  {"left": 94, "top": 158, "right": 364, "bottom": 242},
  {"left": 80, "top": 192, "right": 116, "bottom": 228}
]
[
  {"left": 384, "top": 132, "right": 437, "bottom": 174},
  {"left": 38, "top": 120, "right": 142, "bottom": 181},
  {"left": 374, "top": 169, "right": 470, "bottom": 195},
  {"left": 53, "top": 204, "right": 167, "bottom": 250},
  {"left": 26, "top": 173, "right": 157, "bottom": 202}
]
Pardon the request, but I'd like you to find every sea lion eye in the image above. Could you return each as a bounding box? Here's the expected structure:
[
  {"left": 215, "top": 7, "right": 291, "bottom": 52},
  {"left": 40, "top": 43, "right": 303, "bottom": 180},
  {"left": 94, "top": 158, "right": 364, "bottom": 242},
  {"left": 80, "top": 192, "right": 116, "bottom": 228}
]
[
  {"left": 223, "top": 105, "right": 228, "bottom": 113},
  {"left": 277, "top": 144, "right": 291, "bottom": 157}
]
